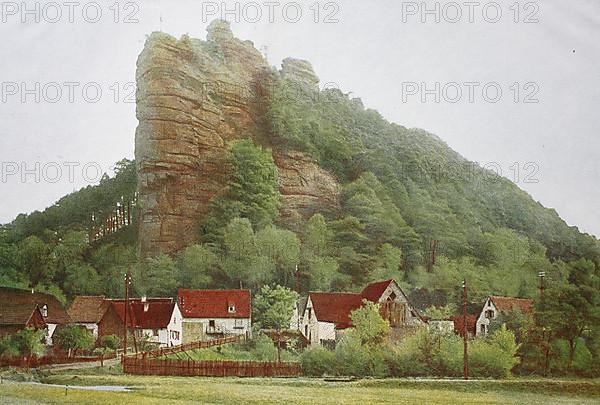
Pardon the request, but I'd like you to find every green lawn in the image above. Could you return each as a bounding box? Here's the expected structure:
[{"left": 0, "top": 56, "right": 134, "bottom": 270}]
[{"left": 1, "top": 371, "right": 600, "bottom": 404}]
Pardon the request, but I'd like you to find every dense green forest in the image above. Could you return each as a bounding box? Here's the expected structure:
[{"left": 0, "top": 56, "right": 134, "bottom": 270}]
[
  {"left": 2, "top": 72, "right": 599, "bottom": 374},
  {"left": 1, "top": 75, "right": 598, "bottom": 309}
]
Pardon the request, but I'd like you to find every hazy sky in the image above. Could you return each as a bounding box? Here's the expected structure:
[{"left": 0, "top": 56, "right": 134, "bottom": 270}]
[{"left": 1, "top": 0, "right": 599, "bottom": 237}]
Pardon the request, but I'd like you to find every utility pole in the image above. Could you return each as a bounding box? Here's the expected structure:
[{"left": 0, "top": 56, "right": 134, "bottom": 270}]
[
  {"left": 538, "top": 271, "right": 548, "bottom": 376},
  {"left": 462, "top": 279, "right": 469, "bottom": 380},
  {"left": 538, "top": 271, "right": 546, "bottom": 308},
  {"left": 123, "top": 272, "right": 131, "bottom": 358}
]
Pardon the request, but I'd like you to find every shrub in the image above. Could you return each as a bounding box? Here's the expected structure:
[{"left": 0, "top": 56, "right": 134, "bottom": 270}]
[
  {"left": 469, "top": 325, "right": 519, "bottom": 378},
  {"left": 250, "top": 333, "right": 278, "bottom": 361},
  {"left": 335, "top": 333, "right": 371, "bottom": 376},
  {"left": 349, "top": 301, "right": 390, "bottom": 346},
  {"left": 53, "top": 325, "right": 94, "bottom": 355},
  {"left": 0, "top": 336, "right": 20, "bottom": 357},
  {"left": 384, "top": 329, "right": 435, "bottom": 377},
  {"left": 335, "top": 332, "right": 388, "bottom": 377},
  {"left": 100, "top": 335, "right": 119, "bottom": 350},
  {"left": 550, "top": 338, "right": 593, "bottom": 376},
  {"left": 300, "top": 347, "right": 336, "bottom": 376},
  {"left": 435, "top": 334, "right": 463, "bottom": 377},
  {"left": 10, "top": 328, "right": 46, "bottom": 357}
]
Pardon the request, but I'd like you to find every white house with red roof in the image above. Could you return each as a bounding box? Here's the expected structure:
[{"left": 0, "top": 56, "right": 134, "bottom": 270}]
[
  {"left": 299, "top": 279, "right": 423, "bottom": 347},
  {"left": 101, "top": 297, "right": 182, "bottom": 347},
  {"left": 177, "top": 289, "right": 252, "bottom": 343},
  {"left": 476, "top": 295, "right": 533, "bottom": 337}
]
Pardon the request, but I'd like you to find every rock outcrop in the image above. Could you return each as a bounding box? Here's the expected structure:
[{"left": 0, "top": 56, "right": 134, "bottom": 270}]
[{"left": 135, "top": 21, "right": 340, "bottom": 257}]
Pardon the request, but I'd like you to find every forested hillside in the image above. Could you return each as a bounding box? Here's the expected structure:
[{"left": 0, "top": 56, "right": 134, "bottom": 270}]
[{"left": 1, "top": 62, "right": 598, "bottom": 316}]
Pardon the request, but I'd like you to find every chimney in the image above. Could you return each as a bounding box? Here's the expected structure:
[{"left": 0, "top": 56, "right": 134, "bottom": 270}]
[{"left": 141, "top": 295, "right": 147, "bottom": 302}]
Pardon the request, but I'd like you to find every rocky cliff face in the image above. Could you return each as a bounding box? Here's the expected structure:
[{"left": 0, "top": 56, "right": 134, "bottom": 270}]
[{"left": 135, "top": 21, "right": 340, "bottom": 258}]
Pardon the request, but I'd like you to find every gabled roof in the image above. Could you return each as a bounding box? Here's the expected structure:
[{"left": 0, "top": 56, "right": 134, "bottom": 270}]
[
  {"left": 0, "top": 287, "right": 69, "bottom": 324},
  {"left": 361, "top": 279, "right": 395, "bottom": 302},
  {"left": 0, "top": 303, "right": 45, "bottom": 326},
  {"left": 489, "top": 296, "right": 533, "bottom": 314},
  {"left": 308, "top": 279, "right": 418, "bottom": 329},
  {"left": 68, "top": 296, "right": 109, "bottom": 323},
  {"left": 109, "top": 300, "right": 177, "bottom": 329},
  {"left": 178, "top": 289, "right": 251, "bottom": 319},
  {"left": 309, "top": 292, "right": 364, "bottom": 326}
]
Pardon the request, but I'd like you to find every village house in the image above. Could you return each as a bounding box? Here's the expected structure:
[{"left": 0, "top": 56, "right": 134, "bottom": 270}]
[
  {"left": 299, "top": 279, "right": 424, "bottom": 347},
  {"left": 97, "top": 297, "right": 182, "bottom": 347},
  {"left": 0, "top": 287, "right": 70, "bottom": 345},
  {"left": 177, "top": 288, "right": 252, "bottom": 343},
  {"left": 67, "top": 296, "right": 110, "bottom": 338},
  {"left": 449, "top": 314, "right": 477, "bottom": 338},
  {"left": 475, "top": 295, "right": 533, "bottom": 337},
  {"left": 0, "top": 303, "right": 47, "bottom": 339}
]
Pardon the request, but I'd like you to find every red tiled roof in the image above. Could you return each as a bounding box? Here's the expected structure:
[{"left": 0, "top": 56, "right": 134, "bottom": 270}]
[
  {"left": 110, "top": 301, "right": 176, "bottom": 329},
  {"left": 309, "top": 292, "right": 364, "bottom": 327},
  {"left": 489, "top": 296, "right": 533, "bottom": 314},
  {"left": 68, "top": 296, "right": 108, "bottom": 323},
  {"left": 178, "top": 289, "right": 251, "bottom": 319},
  {"left": 0, "top": 287, "right": 69, "bottom": 324},
  {"left": 361, "top": 279, "right": 394, "bottom": 302},
  {"left": 309, "top": 279, "right": 414, "bottom": 328},
  {"left": 450, "top": 315, "right": 477, "bottom": 337}
]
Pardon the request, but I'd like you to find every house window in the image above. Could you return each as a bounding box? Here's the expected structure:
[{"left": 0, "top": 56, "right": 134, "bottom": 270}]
[
  {"left": 304, "top": 325, "right": 308, "bottom": 336},
  {"left": 228, "top": 305, "right": 236, "bottom": 313},
  {"left": 480, "top": 324, "right": 486, "bottom": 334},
  {"left": 307, "top": 308, "right": 312, "bottom": 320},
  {"left": 388, "top": 291, "right": 397, "bottom": 301},
  {"left": 209, "top": 320, "right": 215, "bottom": 328},
  {"left": 153, "top": 329, "right": 159, "bottom": 337},
  {"left": 485, "top": 310, "right": 495, "bottom": 319},
  {"left": 41, "top": 304, "right": 48, "bottom": 318},
  {"left": 234, "top": 319, "right": 244, "bottom": 329}
]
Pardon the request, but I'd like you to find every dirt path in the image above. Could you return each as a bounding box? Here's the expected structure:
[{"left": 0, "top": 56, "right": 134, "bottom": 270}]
[{"left": 36, "top": 357, "right": 120, "bottom": 372}]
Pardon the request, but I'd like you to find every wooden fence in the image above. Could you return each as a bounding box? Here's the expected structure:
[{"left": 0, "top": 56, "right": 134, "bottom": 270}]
[
  {"left": 0, "top": 353, "right": 116, "bottom": 368},
  {"left": 122, "top": 357, "right": 302, "bottom": 377},
  {"left": 135, "top": 335, "right": 243, "bottom": 359}
]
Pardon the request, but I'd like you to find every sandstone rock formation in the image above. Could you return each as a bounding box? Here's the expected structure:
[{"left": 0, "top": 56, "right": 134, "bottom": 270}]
[{"left": 135, "top": 20, "right": 340, "bottom": 258}]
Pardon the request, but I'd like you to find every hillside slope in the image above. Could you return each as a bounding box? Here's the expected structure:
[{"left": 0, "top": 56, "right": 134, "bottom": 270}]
[{"left": 1, "top": 21, "right": 598, "bottom": 303}]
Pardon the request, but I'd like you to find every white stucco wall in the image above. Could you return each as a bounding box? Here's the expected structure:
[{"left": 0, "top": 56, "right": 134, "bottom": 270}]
[
  {"left": 317, "top": 322, "right": 336, "bottom": 343},
  {"left": 182, "top": 317, "right": 251, "bottom": 337},
  {"left": 476, "top": 298, "right": 497, "bottom": 336},
  {"left": 45, "top": 323, "right": 58, "bottom": 345},
  {"left": 300, "top": 297, "right": 337, "bottom": 346},
  {"left": 135, "top": 304, "right": 183, "bottom": 347},
  {"left": 167, "top": 303, "right": 183, "bottom": 346}
]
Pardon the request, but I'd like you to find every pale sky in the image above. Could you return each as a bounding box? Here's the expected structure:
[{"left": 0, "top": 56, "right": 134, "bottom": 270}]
[{"left": 1, "top": 0, "right": 599, "bottom": 237}]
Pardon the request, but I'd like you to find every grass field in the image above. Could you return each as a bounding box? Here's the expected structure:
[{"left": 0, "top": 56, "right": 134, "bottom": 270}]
[{"left": 1, "top": 369, "right": 600, "bottom": 404}]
